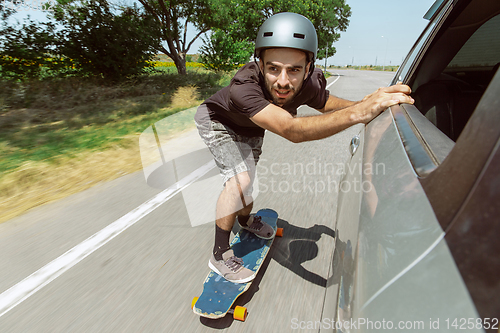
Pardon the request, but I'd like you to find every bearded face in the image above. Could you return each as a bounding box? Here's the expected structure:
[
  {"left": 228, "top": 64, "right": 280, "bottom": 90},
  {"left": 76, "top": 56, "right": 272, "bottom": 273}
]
[{"left": 259, "top": 48, "right": 311, "bottom": 106}]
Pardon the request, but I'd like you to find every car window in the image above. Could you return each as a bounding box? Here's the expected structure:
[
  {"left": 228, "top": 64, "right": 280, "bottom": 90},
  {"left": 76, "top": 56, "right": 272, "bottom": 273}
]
[
  {"left": 412, "top": 11, "right": 500, "bottom": 142},
  {"left": 447, "top": 14, "right": 500, "bottom": 69}
]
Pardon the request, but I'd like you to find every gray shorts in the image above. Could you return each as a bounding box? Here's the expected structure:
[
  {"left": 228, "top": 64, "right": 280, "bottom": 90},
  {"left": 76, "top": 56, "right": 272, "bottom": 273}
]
[{"left": 195, "top": 108, "right": 263, "bottom": 186}]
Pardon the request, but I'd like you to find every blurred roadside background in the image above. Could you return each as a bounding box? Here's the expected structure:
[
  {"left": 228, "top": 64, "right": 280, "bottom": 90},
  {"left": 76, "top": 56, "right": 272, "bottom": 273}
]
[{"left": 0, "top": 0, "right": 432, "bottom": 223}]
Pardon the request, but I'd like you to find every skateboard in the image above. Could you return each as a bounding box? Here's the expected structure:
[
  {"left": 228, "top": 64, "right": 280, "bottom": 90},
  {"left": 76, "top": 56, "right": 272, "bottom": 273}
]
[{"left": 191, "top": 208, "right": 282, "bottom": 321}]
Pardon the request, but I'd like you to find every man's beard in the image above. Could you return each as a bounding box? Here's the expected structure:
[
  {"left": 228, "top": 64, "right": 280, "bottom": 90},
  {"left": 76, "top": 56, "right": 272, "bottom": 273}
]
[{"left": 266, "top": 81, "right": 303, "bottom": 107}]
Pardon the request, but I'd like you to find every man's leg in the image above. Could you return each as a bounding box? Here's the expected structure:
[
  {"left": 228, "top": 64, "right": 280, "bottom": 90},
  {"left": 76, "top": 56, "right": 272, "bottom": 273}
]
[
  {"left": 209, "top": 171, "right": 258, "bottom": 283},
  {"left": 195, "top": 112, "right": 267, "bottom": 282},
  {"left": 213, "top": 172, "right": 253, "bottom": 260},
  {"left": 213, "top": 168, "right": 274, "bottom": 261}
]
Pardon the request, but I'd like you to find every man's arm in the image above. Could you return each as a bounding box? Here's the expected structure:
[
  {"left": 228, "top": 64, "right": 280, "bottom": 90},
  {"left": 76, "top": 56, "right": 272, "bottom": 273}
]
[
  {"left": 250, "top": 84, "right": 414, "bottom": 143},
  {"left": 317, "top": 95, "right": 358, "bottom": 114}
]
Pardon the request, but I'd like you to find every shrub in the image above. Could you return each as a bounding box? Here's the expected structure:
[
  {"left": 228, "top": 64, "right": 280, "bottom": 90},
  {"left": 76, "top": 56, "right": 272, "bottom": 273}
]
[
  {"left": 55, "top": 0, "right": 161, "bottom": 81},
  {"left": 199, "top": 29, "right": 253, "bottom": 72}
]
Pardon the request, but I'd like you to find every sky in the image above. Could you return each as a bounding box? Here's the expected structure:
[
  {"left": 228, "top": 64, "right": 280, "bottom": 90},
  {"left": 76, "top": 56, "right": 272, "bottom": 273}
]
[
  {"left": 6, "top": 0, "right": 436, "bottom": 66},
  {"left": 329, "top": 0, "right": 436, "bottom": 66}
]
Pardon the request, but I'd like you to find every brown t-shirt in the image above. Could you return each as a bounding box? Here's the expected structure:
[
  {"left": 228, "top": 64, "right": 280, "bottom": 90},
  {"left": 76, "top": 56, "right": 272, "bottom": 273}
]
[{"left": 195, "top": 62, "right": 330, "bottom": 137}]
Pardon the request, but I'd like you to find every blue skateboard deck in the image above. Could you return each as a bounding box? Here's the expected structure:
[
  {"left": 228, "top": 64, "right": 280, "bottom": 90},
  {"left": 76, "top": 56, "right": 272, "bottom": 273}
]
[{"left": 192, "top": 208, "right": 279, "bottom": 321}]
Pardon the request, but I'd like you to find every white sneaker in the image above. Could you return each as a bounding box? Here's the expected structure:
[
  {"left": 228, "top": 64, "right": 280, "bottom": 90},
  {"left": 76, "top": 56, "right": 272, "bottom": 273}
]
[{"left": 208, "top": 249, "right": 255, "bottom": 283}]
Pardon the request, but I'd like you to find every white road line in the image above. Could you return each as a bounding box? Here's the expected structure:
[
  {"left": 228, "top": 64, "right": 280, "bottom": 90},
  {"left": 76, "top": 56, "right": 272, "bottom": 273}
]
[
  {"left": 326, "top": 72, "right": 341, "bottom": 89},
  {"left": 298, "top": 73, "right": 341, "bottom": 111},
  {"left": 0, "top": 159, "right": 216, "bottom": 318}
]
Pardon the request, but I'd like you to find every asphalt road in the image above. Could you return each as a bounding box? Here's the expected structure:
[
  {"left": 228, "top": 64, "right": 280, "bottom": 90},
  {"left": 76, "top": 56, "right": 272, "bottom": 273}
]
[{"left": 0, "top": 69, "right": 395, "bottom": 332}]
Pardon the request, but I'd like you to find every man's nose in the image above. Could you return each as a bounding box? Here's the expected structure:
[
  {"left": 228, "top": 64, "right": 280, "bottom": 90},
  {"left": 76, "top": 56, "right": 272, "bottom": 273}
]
[{"left": 277, "top": 69, "right": 290, "bottom": 87}]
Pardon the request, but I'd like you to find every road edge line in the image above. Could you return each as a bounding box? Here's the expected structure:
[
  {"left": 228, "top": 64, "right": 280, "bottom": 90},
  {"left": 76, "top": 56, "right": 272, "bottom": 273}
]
[{"left": 0, "top": 159, "right": 216, "bottom": 318}]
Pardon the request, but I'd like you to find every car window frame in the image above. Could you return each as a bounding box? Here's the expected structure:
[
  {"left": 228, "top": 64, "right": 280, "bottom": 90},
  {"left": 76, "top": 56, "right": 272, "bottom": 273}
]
[{"left": 394, "top": 0, "right": 454, "bottom": 84}]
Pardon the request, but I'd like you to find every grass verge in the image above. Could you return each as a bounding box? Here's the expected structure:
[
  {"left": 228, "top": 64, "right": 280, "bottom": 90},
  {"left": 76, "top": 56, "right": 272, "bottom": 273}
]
[{"left": 0, "top": 69, "right": 234, "bottom": 223}]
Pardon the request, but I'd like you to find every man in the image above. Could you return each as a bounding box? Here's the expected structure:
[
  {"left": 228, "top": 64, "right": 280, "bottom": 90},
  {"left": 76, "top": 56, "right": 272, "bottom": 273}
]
[{"left": 195, "top": 12, "right": 413, "bottom": 283}]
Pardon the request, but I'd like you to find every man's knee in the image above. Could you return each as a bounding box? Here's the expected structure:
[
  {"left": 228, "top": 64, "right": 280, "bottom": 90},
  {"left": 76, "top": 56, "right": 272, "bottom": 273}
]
[
  {"left": 232, "top": 172, "right": 255, "bottom": 195},
  {"left": 224, "top": 173, "right": 254, "bottom": 203}
]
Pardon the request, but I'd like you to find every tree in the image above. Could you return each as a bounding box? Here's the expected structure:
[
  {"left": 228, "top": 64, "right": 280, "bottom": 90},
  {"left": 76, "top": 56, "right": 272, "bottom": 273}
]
[
  {"left": 136, "top": 0, "right": 230, "bottom": 75},
  {"left": 217, "top": 0, "right": 351, "bottom": 61},
  {"left": 199, "top": 29, "right": 253, "bottom": 72},
  {"left": 200, "top": 1, "right": 352, "bottom": 72},
  {"left": 52, "top": 0, "right": 161, "bottom": 80},
  {"left": 45, "top": 0, "right": 350, "bottom": 76},
  {"left": 135, "top": 0, "right": 350, "bottom": 75},
  {"left": 0, "top": 16, "right": 66, "bottom": 80}
]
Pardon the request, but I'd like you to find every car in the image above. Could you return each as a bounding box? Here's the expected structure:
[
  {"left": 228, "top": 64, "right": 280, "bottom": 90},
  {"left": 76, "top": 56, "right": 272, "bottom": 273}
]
[{"left": 322, "top": 0, "right": 500, "bottom": 331}]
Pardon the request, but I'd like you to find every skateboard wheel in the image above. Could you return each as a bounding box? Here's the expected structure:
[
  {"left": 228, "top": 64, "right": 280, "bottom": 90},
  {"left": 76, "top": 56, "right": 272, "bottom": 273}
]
[
  {"left": 233, "top": 306, "right": 247, "bottom": 321},
  {"left": 276, "top": 228, "right": 284, "bottom": 237},
  {"left": 191, "top": 297, "right": 199, "bottom": 310}
]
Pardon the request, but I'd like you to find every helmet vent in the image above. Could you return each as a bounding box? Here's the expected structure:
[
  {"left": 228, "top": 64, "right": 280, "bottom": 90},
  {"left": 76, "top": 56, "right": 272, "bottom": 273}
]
[
  {"left": 293, "top": 33, "right": 305, "bottom": 39},
  {"left": 263, "top": 32, "right": 273, "bottom": 37}
]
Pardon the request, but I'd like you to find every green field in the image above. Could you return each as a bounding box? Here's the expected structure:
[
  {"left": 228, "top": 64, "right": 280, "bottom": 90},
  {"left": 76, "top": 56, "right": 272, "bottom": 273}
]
[{"left": 0, "top": 67, "right": 234, "bottom": 222}]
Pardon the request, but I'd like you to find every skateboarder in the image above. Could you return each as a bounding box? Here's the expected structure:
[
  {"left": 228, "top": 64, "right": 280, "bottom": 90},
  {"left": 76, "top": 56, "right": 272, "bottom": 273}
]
[{"left": 195, "top": 12, "right": 414, "bottom": 283}]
